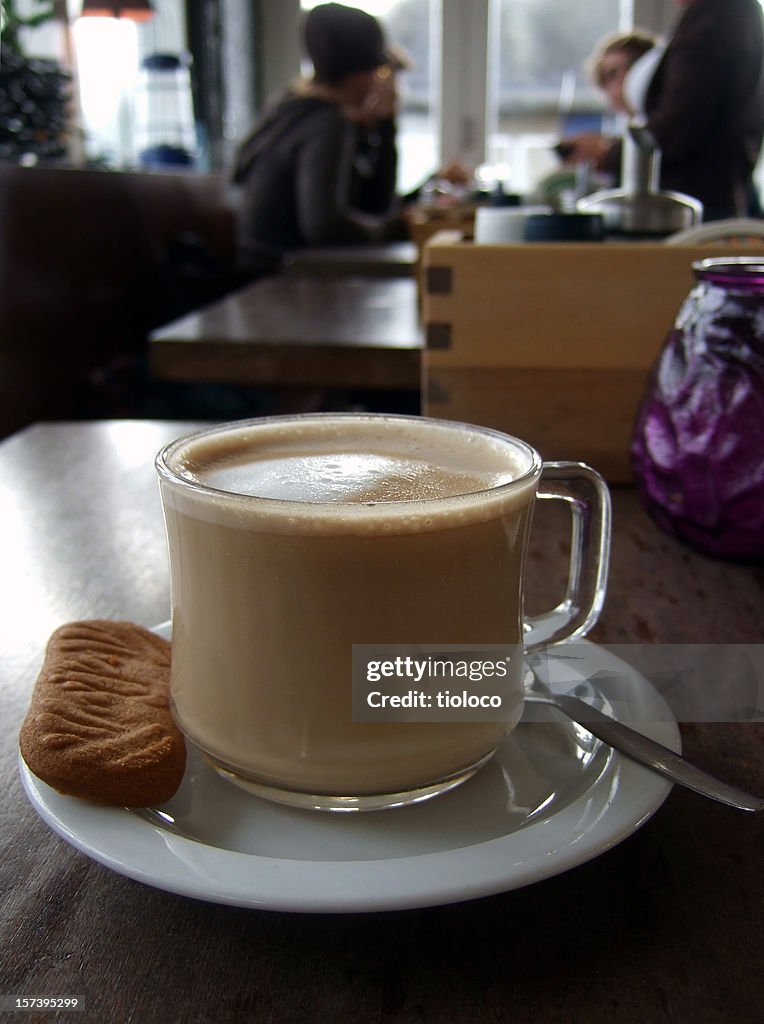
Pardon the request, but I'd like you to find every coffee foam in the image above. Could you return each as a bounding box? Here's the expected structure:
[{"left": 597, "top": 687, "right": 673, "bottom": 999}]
[
  {"left": 187, "top": 451, "right": 514, "bottom": 503},
  {"left": 159, "top": 416, "right": 538, "bottom": 535}
]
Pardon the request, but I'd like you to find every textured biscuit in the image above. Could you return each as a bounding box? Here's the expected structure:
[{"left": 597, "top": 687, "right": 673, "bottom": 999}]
[{"left": 20, "top": 620, "right": 185, "bottom": 806}]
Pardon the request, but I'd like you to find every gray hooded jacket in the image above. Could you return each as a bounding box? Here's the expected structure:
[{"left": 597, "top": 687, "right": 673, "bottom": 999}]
[{"left": 232, "top": 92, "right": 400, "bottom": 256}]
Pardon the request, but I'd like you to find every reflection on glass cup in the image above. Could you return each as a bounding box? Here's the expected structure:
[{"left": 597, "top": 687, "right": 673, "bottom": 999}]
[{"left": 156, "top": 414, "right": 611, "bottom": 811}]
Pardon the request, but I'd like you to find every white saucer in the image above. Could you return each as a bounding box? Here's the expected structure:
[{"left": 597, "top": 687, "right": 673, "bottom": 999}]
[{"left": 19, "top": 637, "right": 678, "bottom": 913}]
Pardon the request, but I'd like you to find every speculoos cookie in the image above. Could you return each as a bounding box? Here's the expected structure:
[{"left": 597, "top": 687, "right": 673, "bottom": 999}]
[{"left": 20, "top": 620, "right": 185, "bottom": 806}]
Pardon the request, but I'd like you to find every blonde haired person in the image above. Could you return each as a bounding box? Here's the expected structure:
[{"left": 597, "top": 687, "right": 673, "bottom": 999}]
[
  {"left": 587, "top": 30, "right": 658, "bottom": 115},
  {"left": 560, "top": 0, "right": 764, "bottom": 220}
]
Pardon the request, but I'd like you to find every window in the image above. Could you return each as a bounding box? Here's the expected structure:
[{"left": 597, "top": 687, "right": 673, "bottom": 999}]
[
  {"left": 487, "top": 0, "right": 628, "bottom": 191},
  {"left": 72, "top": 0, "right": 190, "bottom": 166},
  {"left": 73, "top": 17, "right": 140, "bottom": 165}
]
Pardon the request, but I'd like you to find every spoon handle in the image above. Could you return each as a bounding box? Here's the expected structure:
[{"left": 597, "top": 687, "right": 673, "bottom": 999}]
[{"left": 526, "top": 693, "right": 764, "bottom": 813}]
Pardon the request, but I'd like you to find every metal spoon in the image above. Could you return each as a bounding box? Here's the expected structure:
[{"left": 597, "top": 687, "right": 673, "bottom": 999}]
[{"left": 525, "top": 691, "right": 764, "bottom": 813}]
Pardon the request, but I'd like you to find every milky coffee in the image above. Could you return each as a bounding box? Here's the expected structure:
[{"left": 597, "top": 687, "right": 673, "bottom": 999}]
[{"left": 157, "top": 415, "right": 541, "bottom": 801}]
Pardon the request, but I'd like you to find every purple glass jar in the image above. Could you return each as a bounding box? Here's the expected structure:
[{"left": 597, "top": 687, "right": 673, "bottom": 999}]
[{"left": 630, "top": 257, "right": 764, "bottom": 560}]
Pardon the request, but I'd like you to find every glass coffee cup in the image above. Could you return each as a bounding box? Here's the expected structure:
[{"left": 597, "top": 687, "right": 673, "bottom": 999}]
[{"left": 156, "top": 413, "right": 610, "bottom": 811}]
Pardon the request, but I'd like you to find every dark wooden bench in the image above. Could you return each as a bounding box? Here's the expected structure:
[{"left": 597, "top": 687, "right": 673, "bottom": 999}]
[{"left": 0, "top": 165, "right": 235, "bottom": 439}]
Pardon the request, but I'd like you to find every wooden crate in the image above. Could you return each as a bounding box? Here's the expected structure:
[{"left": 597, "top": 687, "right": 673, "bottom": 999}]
[
  {"left": 421, "top": 234, "right": 764, "bottom": 481},
  {"left": 405, "top": 207, "right": 476, "bottom": 311}
]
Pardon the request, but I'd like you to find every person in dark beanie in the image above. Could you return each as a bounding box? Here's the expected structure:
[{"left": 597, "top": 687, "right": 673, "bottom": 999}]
[
  {"left": 231, "top": 2, "right": 409, "bottom": 262},
  {"left": 303, "top": 1, "right": 389, "bottom": 83}
]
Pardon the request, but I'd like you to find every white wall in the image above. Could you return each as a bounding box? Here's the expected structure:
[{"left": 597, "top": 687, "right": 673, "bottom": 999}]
[
  {"left": 632, "top": 0, "right": 681, "bottom": 37},
  {"left": 258, "top": 0, "right": 302, "bottom": 107}
]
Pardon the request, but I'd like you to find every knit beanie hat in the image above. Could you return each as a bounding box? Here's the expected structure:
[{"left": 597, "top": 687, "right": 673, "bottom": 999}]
[{"left": 304, "top": 3, "right": 389, "bottom": 82}]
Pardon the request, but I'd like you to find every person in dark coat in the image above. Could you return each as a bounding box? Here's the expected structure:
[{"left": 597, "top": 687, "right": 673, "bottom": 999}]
[
  {"left": 562, "top": 0, "right": 764, "bottom": 220},
  {"left": 231, "top": 3, "right": 407, "bottom": 262}
]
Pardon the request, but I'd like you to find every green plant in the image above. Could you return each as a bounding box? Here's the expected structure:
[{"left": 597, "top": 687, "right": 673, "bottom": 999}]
[
  {"left": 2, "top": 0, "right": 58, "bottom": 57},
  {"left": 0, "top": 0, "right": 71, "bottom": 162}
]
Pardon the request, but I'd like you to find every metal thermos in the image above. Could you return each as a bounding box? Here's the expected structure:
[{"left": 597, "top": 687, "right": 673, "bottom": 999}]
[{"left": 577, "top": 119, "right": 703, "bottom": 236}]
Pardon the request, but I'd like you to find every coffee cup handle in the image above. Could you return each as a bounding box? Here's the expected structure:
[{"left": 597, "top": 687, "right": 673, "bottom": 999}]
[{"left": 523, "top": 462, "right": 612, "bottom": 654}]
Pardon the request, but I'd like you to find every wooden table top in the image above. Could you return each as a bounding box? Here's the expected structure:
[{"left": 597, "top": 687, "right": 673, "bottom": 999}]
[
  {"left": 283, "top": 242, "right": 417, "bottom": 278},
  {"left": 2, "top": 420, "right": 762, "bottom": 1024},
  {"left": 149, "top": 275, "right": 422, "bottom": 392}
]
